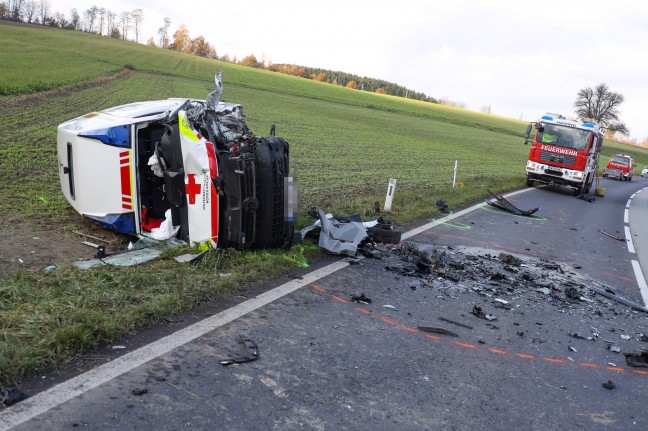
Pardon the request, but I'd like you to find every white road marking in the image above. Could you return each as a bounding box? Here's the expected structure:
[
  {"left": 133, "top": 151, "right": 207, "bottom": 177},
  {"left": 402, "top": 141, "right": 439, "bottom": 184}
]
[
  {"left": 625, "top": 226, "right": 636, "bottom": 254},
  {"left": 631, "top": 260, "right": 648, "bottom": 307},
  {"left": 630, "top": 193, "right": 637, "bottom": 199},
  {"left": 624, "top": 208, "right": 629, "bottom": 224},
  {"left": 626, "top": 199, "right": 632, "bottom": 208}
]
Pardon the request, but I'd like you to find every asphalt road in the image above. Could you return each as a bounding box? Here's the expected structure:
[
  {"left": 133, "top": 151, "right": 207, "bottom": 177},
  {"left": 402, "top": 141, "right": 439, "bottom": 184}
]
[{"left": 3, "top": 179, "right": 648, "bottom": 431}]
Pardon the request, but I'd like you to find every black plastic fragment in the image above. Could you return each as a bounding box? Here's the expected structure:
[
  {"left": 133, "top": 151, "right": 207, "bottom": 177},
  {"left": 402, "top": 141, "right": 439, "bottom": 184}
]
[
  {"left": 351, "top": 293, "right": 372, "bottom": 304},
  {"left": 220, "top": 336, "right": 259, "bottom": 366},
  {"left": 0, "top": 388, "right": 27, "bottom": 407},
  {"left": 486, "top": 190, "right": 538, "bottom": 216},
  {"left": 602, "top": 380, "right": 615, "bottom": 390},
  {"left": 437, "top": 317, "right": 473, "bottom": 330},
  {"left": 417, "top": 326, "right": 458, "bottom": 337},
  {"left": 131, "top": 388, "right": 148, "bottom": 396},
  {"left": 624, "top": 351, "right": 648, "bottom": 368},
  {"left": 472, "top": 305, "right": 496, "bottom": 321}
]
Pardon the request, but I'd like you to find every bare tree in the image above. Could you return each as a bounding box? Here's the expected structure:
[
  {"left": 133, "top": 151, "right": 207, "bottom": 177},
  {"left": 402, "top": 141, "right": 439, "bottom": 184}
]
[
  {"left": 157, "top": 16, "right": 171, "bottom": 48},
  {"left": 10, "top": 0, "right": 26, "bottom": 21},
  {"left": 24, "top": 0, "right": 37, "bottom": 22},
  {"left": 37, "top": 0, "right": 50, "bottom": 24},
  {"left": 106, "top": 10, "right": 116, "bottom": 35},
  {"left": 84, "top": 6, "right": 98, "bottom": 32},
  {"left": 131, "top": 8, "right": 143, "bottom": 42},
  {"left": 119, "top": 11, "right": 130, "bottom": 40},
  {"left": 97, "top": 7, "right": 105, "bottom": 35},
  {"left": 70, "top": 8, "right": 80, "bottom": 30},
  {"left": 480, "top": 105, "right": 492, "bottom": 114},
  {"left": 574, "top": 83, "right": 628, "bottom": 134}
]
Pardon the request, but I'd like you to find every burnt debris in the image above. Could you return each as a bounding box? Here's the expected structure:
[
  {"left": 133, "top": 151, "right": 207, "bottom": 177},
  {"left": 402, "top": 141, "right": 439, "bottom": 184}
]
[{"left": 486, "top": 190, "right": 538, "bottom": 216}]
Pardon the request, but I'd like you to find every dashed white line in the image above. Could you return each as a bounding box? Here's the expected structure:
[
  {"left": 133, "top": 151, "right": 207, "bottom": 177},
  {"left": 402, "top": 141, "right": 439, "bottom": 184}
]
[
  {"left": 625, "top": 226, "right": 636, "bottom": 254},
  {"left": 624, "top": 208, "right": 629, "bottom": 224},
  {"left": 631, "top": 260, "right": 648, "bottom": 308},
  {"left": 626, "top": 198, "right": 632, "bottom": 208}
]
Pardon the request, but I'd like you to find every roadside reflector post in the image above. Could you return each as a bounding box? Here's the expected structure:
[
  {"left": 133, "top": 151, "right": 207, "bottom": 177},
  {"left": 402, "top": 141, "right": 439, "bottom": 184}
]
[
  {"left": 384, "top": 179, "right": 397, "bottom": 212},
  {"left": 452, "top": 160, "right": 458, "bottom": 188}
]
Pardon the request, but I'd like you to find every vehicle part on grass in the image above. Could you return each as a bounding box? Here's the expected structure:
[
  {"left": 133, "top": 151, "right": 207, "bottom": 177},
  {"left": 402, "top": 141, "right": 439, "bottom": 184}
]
[
  {"left": 351, "top": 293, "right": 372, "bottom": 304},
  {"left": 599, "top": 230, "right": 626, "bottom": 242},
  {"left": 623, "top": 350, "right": 648, "bottom": 368},
  {"left": 317, "top": 209, "right": 368, "bottom": 256},
  {"left": 95, "top": 245, "right": 106, "bottom": 259},
  {"left": 602, "top": 380, "right": 615, "bottom": 390},
  {"left": 437, "top": 317, "right": 473, "bottom": 330},
  {"left": 436, "top": 199, "right": 449, "bottom": 213},
  {"left": 586, "top": 285, "right": 648, "bottom": 313},
  {"left": 57, "top": 73, "right": 294, "bottom": 252},
  {"left": 131, "top": 388, "right": 148, "bottom": 396},
  {"left": 382, "top": 305, "right": 398, "bottom": 310},
  {"left": 0, "top": 388, "right": 27, "bottom": 407},
  {"left": 417, "top": 326, "right": 458, "bottom": 337},
  {"left": 471, "top": 305, "right": 496, "bottom": 321},
  {"left": 173, "top": 250, "right": 209, "bottom": 263},
  {"left": 74, "top": 237, "right": 184, "bottom": 269},
  {"left": 163, "top": 315, "right": 184, "bottom": 323},
  {"left": 220, "top": 336, "right": 259, "bottom": 366},
  {"left": 607, "top": 345, "right": 621, "bottom": 353},
  {"left": 486, "top": 190, "right": 539, "bottom": 216}
]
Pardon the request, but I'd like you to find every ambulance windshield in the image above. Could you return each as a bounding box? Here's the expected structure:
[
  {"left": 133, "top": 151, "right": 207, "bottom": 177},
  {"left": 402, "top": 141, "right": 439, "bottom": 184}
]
[{"left": 537, "top": 124, "right": 590, "bottom": 151}]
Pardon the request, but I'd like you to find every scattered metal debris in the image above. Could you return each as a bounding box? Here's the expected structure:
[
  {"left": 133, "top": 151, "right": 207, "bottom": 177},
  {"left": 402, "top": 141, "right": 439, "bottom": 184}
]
[
  {"left": 174, "top": 250, "right": 209, "bottom": 263},
  {"left": 620, "top": 334, "right": 631, "bottom": 341},
  {"left": 624, "top": 351, "right": 648, "bottom": 368},
  {"left": 417, "top": 326, "right": 458, "bottom": 337},
  {"left": 486, "top": 190, "right": 538, "bottom": 216},
  {"left": 382, "top": 305, "right": 398, "bottom": 310},
  {"left": 472, "top": 305, "right": 496, "bottom": 321},
  {"left": 600, "top": 230, "right": 626, "bottom": 242},
  {"left": 351, "top": 293, "right": 372, "bottom": 304},
  {"left": 607, "top": 345, "right": 621, "bottom": 353},
  {"left": 220, "top": 336, "right": 259, "bottom": 366},
  {"left": 586, "top": 285, "right": 648, "bottom": 313},
  {"left": 568, "top": 346, "right": 577, "bottom": 352}
]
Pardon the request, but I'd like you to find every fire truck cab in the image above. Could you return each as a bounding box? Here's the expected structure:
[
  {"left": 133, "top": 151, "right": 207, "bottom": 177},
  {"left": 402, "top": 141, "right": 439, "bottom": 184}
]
[{"left": 524, "top": 114, "right": 603, "bottom": 195}]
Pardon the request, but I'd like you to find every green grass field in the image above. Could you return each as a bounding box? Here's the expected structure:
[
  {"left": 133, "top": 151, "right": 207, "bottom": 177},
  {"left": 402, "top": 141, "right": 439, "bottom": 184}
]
[{"left": 1, "top": 21, "right": 648, "bottom": 389}]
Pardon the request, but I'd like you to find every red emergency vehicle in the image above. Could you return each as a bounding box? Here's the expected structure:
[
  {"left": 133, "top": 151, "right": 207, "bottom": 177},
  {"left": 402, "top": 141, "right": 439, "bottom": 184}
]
[
  {"left": 524, "top": 114, "right": 603, "bottom": 195},
  {"left": 602, "top": 154, "right": 635, "bottom": 181}
]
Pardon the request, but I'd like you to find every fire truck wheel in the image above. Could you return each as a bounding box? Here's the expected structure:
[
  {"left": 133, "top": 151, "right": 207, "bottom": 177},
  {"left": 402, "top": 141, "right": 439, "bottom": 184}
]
[
  {"left": 629, "top": 175, "right": 632, "bottom": 181},
  {"left": 526, "top": 177, "right": 535, "bottom": 187}
]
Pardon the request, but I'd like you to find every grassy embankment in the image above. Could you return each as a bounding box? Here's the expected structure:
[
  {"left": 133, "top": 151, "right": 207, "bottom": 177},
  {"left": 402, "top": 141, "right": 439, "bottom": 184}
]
[{"left": 1, "top": 22, "right": 647, "bottom": 389}]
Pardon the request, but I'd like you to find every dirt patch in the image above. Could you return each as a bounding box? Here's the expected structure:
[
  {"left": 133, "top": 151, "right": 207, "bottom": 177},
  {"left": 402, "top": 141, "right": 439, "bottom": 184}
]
[{"left": 0, "top": 218, "right": 131, "bottom": 276}]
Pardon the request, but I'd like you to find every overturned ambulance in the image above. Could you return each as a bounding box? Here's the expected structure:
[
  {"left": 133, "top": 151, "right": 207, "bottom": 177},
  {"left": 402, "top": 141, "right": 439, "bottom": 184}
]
[{"left": 57, "top": 73, "right": 295, "bottom": 249}]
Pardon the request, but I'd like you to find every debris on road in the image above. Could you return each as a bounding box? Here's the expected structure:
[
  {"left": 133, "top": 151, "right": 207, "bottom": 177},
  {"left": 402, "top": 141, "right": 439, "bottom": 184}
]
[
  {"left": 351, "top": 293, "right": 372, "bottom": 304},
  {"left": 0, "top": 388, "right": 27, "bottom": 407},
  {"left": 131, "top": 388, "right": 148, "bottom": 396},
  {"left": 486, "top": 190, "right": 539, "bottom": 216},
  {"left": 437, "top": 317, "right": 473, "bottom": 330},
  {"left": 602, "top": 380, "right": 615, "bottom": 390},
  {"left": 220, "top": 336, "right": 259, "bottom": 366},
  {"left": 568, "top": 346, "right": 577, "bottom": 352},
  {"left": 600, "top": 230, "right": 626, "bottom": 242},
  {"left": 624, "top": 351, "right": 648, "bottom": 368},
  {"left": 607, "top": 345, "right": 621, "bottom": 353},
  {"left": 382, "top": 305, "right": 398, "bottom": 310},
  {"left": 417, "top": 326, "right": 459, "bottom": 337},
  {"left": 586, "top": 285, "right": 648, "bottom": 313},
  {"left": 472, "top": 305, "right": 496, "bottom": 321}
]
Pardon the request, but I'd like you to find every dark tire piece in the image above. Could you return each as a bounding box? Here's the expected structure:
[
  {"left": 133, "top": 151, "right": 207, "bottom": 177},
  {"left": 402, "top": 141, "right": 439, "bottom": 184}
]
[{"left": 367, "top": 226, "right": 402, "bottom": 244}]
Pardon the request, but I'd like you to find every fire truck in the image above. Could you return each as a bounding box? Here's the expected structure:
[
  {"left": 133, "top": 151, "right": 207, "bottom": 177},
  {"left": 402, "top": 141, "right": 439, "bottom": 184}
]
[
  {"left": 602, "top": 154, "right": 635, "bottom": 181},
  {"left": 523, "top": 113, "right": 603, "bottom": 195}
]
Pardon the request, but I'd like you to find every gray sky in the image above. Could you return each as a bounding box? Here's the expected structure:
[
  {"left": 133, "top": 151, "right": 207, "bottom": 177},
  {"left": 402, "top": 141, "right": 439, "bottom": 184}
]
[{"left": 53, "top": 0, "right": 648, "bottom": 141}]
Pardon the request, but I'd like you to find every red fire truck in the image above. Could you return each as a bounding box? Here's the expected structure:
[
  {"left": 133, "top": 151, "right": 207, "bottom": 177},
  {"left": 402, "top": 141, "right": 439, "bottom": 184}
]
[
  {"left": 524, "top": 114, "right": 603, "bottom": 195},
  {"left": 602, "top": 154, "right": 635, "bottom": 181}
]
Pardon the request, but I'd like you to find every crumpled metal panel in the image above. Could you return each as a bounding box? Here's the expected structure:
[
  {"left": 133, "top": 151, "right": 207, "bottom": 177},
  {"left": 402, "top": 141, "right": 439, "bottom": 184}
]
[{"left": 317, "top": 209, "right": 367, "bottom": 256}]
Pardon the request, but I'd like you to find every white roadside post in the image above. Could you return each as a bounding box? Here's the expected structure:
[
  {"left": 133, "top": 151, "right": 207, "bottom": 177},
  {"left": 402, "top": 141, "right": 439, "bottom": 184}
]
[
  {"left": 384, "top": 179, "right": 397, "bottom": 212},
  {"left": 452, "top": 160, "right": 458, "bottom": 188}
]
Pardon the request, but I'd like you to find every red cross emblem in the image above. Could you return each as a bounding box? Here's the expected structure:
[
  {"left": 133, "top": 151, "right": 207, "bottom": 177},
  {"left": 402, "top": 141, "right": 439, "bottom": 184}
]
[{"left": 185, "top": 174, "right": 201, "bottom": 205}]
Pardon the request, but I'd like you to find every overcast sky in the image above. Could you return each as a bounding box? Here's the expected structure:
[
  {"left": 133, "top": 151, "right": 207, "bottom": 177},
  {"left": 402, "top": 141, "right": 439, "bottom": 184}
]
[{"left": 52, "top": 0, "right": 648, "bottom": 140}]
